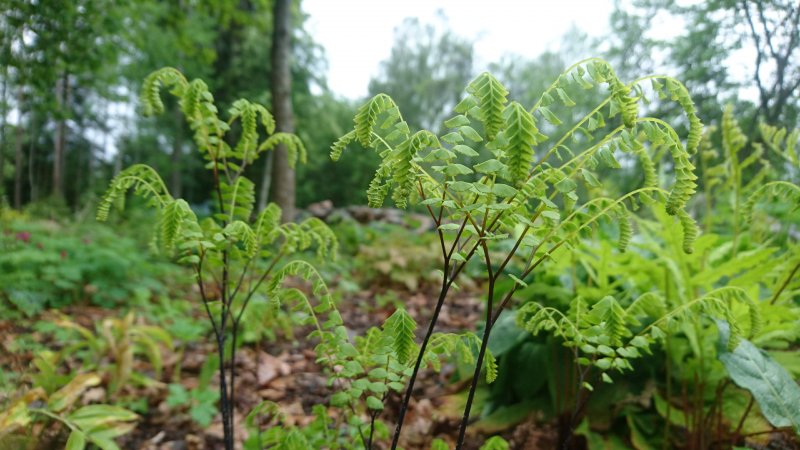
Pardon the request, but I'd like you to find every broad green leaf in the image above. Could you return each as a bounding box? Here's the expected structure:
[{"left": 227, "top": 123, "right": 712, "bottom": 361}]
[{"left": 717, "top": 320, "right": 800, "bottom": 432}]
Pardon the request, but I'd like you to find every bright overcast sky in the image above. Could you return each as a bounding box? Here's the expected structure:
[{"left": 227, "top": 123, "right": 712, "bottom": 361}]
[{"left": 303, "top": 0, "right": 615, "bottom": 100}]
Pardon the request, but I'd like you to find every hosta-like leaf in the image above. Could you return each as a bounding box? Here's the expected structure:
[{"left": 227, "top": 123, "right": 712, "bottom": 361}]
[{"left": 717, "top": 320, "right": 800, "bottom": 432}]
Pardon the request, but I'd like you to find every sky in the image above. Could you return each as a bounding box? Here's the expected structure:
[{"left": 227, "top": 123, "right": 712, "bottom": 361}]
[{"left": 302, "top": 0, "right": 616, "bottom": 100}]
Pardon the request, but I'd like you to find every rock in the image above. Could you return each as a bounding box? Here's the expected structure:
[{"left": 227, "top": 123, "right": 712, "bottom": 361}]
[{"left": 306, "top": 200, "right": 334, "bottom": 219}]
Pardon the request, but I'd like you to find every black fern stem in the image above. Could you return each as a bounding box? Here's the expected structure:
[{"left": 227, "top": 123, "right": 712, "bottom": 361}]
[
  {"left": 455, "top": 246, "right": 495, "bottom": 450},
  {"left": 390, "top": 260, "right": 451, "bottom": 450}
]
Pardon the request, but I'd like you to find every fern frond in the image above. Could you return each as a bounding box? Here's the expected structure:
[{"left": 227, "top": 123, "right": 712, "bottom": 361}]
[
  {"left": 587, "top": 296, "right": 631, "bottom": 346},
  {"left": 629, "top": 138, "right": 657, "bottom": 194},
  {"left": 660, "top": 126, "right": 698, "bottom": 216},
  {"left": 180, "top": 79, "right": 208, "bottom": 121},
  {"left": 676, "top": 209, "right": 698, "bottom": 254},
  {"left": 254, "top": 103, "right": 276, "bottom": 135},
  {"left": 254, "top": 203, "right": 282, "bottom": 246},
  {"left": 485, "top": 348, "right": 498, "bottom": 384},
  {"left": 228, "top": 99, "right": 259, "bottom": 160},
  {"left": 665, "top": 78, "right": 703, "bottom": 154},
  {"left": 299, "top": 217, "right": 339, "bottom": 261},
  {"left": 354, "top": 93, "right": 403, "bottom": 146},
  {"left": 504, "top": 101, "right": 545, "bottom": 185},
  {"left": 223, "top": 221, "right": 258, "bottom": 258},
  {"left": 220, "top": 177, "right": 255, "bottom": 222},
  {"left": 465, "top": 72, "right": 509, "bottom": 141},
  {"left": 366, "top": 170, "right": 391, "bottom": 208},
  {"left": 610, "top": 78, "right": 638, "bottom": 129},
  {"left": 258, "top": 132, "right": 307, "bottom": 167},
  {"left": 644, "top": 287, "right": 760, "bottom": 350},
  {"left": 97, "top": 164, "right": 173, "bottom": 222},
  {"left": 387, "top": 130, "right": 440, "bottom": 208},
  {"left": 479, "top": 436, "right": 510, "bottom": 450},
  {"left": 626, "top": 292, "right": 667, "bottom": 319},
  {"left": 159, "top": 199, "right": 196, "bottom": 251},
  {"left": 140, "top": 67, "right": 187, "bottom": 116},
  {"left": 516, "top": 303, "right": 580, "bottom": 343},
  {"left": 721, "top": 104, "right": 747, "bottom": 159},
  {"left": 382, "top": 307, "right": 417, "bottom": 365},
  {"left": 330, "top": 130, "right": 356, "bottom": 161},
  {"left": 616, "top": 204, "right": 632, "bottom": 253},
  {"left": 743, "top": 181, "right": 800, "bottom": 223}
]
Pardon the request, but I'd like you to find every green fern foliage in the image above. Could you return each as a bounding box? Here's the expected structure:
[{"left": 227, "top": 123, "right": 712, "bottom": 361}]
[
  {"left": 464, "top": 72, "right": 509, "bottom": 141},
  {"left": 478, "top": 436, "right": 510, "bottom": 450},
  {"left": 504, "top": 101, "right": 545, "bottom": 185},
  {"left": 97, "top": 164, "right": 173, "bottom": 222},
  {"left": 383, "top": 308, "right": 418, "bottom": 365},
  {"left": 100, "top": 67, "right": 339, "bottom": 450}
]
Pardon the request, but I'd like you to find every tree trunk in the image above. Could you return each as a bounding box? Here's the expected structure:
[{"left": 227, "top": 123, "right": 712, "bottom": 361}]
[
  {"left": 0, "top": 75, "right": 6, "bottom": 200},
  {"left": 28, "top": 121, "right": 37, "bottom": 203},
  {"left": 266, "top": 0, "right": 296, "bottom": 223},
  {"left": 13, "top": 89, "right": 23, "bottom": 209},
  {"left": 53, "top": 71, "right": 69, "bottom": 199}
]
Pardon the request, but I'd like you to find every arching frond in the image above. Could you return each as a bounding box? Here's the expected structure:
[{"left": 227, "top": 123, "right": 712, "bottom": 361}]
[
  {"left": 97, "top": 164, "right": 173, "bottom": 222},
  {"left": 465, "top": 72, "right": 509, "bottom": 141}
]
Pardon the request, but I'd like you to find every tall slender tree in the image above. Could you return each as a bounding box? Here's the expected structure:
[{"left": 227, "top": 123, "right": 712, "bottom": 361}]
[{"left": 264, "top": 0, "right": 296, "bottom": 221}]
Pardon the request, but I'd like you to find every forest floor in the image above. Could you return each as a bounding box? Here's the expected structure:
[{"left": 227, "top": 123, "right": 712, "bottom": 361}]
[{"left": 1, "top": 281, "right": 560, "bottom": 450}]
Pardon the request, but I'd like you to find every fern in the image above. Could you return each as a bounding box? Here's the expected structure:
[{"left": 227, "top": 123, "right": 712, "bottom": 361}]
[
  {"left": 503, "top": 101, "right": 545, "bottom": 185},
  {"left": 333, "top": 59, "right": 702, "bottom": 449},
  {"left": 382, "top": 308, "right": 417, "bottom": 365},
  {"left": 140, "top": 67, "right": 187, "bottom": 116},
  {"left": 354, "top": 93, "right": 403, "bottom": 147},
  {"left": 100, "top": 68, "right": 337, "bottom": 450},
  {"left": 330, "top": 130, "right": 357, "bottom": 162},
  {"left": 616, "top": 204, "right": 632, "bottom": 253},
  {"left": 259, "top": 132, "right": 307, "bottom": 167},
  {"left": 97, "top": 164, "right": 173, "bottom": 222},
  {"left": 478, "top": 436, "right": 510, "bottom": 450},
  {"left": 676, "top": 209, "right": 698, "bottom": 254},
  {"left": 464, "top": 72, "right": 509, "bottom": 141},
  {"left": 744, "top": 181, "right": 800, "bottom": 223}
]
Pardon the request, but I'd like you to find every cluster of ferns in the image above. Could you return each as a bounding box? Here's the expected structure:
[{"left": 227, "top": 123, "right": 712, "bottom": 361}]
[{"left": 97, "top": 57, "right": 799, "bottom": 449}]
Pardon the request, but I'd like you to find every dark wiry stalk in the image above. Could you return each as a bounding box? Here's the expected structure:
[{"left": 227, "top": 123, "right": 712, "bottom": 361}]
[
  {"left": 390, "top": 258, "right": 451, "bottom": 449},
  {"left": 210, "top": 157, "right": 235, "bottom": 450},
  {"left": 455, "top": 243, "right": 495, "bottom": 449},
  {"left": 391, "top": 181, "right": 480, "bottom": 449}
]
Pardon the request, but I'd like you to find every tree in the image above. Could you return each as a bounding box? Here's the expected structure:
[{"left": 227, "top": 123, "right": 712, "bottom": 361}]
[
  {"left": 604, "top": 0, "right": 800, "bottom": 128},
  {"left": 264, "top": 0, "right": 296, "bottom": 222}
]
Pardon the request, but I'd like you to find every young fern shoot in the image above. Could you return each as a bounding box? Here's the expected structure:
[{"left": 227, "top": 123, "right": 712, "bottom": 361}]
[
  {"left": 98, "top": 68, "right": 336, "bottom": 450},
  {"left": 332, "top": 58, "right": 702, "bottom": 449}
]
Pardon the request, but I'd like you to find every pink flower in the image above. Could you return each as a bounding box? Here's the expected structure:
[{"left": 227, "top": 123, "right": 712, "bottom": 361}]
[{"left": 16, "top": 231, "right": 31, "bottom": 243}]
